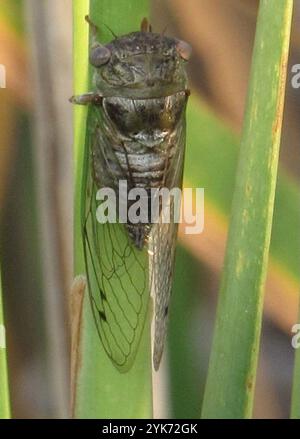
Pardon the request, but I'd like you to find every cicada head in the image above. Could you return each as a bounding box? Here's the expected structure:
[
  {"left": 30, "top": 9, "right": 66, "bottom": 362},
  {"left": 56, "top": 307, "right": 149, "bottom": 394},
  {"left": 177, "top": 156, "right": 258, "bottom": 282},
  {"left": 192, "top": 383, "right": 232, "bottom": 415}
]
[{"left": 90, "top": 23, "right": 192, "bottom": 98}]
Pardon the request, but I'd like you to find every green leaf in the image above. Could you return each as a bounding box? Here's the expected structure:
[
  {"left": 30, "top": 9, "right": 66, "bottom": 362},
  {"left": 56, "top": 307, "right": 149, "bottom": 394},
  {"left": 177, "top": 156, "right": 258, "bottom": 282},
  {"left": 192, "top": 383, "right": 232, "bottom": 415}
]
[
  {"left": 0, "top": 270, "right": 10, "bottom": 419},
  {"left": 201, "top": 0, "right": 294, "bottom": 419},
  {"left": 167, "top": 93, "right": 300, "bottom": 418}
]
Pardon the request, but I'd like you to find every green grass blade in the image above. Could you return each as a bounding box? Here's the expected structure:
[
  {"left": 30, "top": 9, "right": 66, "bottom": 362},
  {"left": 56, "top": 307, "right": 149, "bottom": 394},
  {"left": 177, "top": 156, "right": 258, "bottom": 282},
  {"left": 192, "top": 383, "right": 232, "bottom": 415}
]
[
  {"left": 0, "top": 270, "right": 10, "bottom": 418},
  {"left": 201, "top": 0, "right": 293, "bottom": 419},
  {"left": 168, "top": 93, "right": 300, "bottom": 418},
  {"left": 72, "top": 0, "right": 152, "bottom": 418},
  {"left": 291, "top": 344, "right": 300, "bottom": 418}
]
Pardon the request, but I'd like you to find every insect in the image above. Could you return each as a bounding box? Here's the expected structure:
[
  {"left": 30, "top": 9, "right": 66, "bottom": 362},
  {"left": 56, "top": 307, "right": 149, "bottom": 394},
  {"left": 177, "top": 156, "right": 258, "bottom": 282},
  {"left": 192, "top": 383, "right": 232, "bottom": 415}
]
[{"left": 71, "top": 16, "right": 191, "bottom": 371}]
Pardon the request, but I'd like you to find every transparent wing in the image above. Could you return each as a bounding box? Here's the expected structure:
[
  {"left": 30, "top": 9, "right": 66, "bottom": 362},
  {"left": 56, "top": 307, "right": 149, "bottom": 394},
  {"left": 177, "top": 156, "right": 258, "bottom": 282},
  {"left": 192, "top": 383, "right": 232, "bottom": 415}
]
[
  {"left": 150, "top": 119, "right": 186, "bottom": 370},
  {"left": 81, "top": 105, "right": 150, "bottom": 372}
]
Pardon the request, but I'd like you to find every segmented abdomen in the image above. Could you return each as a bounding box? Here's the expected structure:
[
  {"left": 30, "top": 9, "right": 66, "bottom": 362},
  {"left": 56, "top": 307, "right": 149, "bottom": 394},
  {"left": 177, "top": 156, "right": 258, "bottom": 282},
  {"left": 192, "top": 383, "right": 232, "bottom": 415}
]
[{"left": 92, "top": 92, "right": 185, "bottom": 248}]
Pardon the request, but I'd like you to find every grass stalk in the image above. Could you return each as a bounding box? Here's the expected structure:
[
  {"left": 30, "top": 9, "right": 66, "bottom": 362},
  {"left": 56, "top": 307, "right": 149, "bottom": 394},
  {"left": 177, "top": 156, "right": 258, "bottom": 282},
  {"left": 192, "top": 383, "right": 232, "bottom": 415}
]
[
  {"left": 0, "top": 270, "right": 10, "bottom": 418},
  {"left": 201, "top": 0, "right": 293, "bottom": 419}
]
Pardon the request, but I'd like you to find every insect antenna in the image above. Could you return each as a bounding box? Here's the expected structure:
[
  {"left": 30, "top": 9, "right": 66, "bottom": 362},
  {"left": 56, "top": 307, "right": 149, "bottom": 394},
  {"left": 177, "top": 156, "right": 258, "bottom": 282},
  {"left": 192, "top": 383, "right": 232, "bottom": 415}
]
[
  {"left": 102, "top": 23, "right": 118, "bottom": 39},
  {"left": 85, "top": 15, "right": 118, "bottom": 40},
  {"left": 85, "top": 15, "right": 98, "bottom": 34},
  {"left": 85, "top": 15, "right": 99, "bottom": 44}
]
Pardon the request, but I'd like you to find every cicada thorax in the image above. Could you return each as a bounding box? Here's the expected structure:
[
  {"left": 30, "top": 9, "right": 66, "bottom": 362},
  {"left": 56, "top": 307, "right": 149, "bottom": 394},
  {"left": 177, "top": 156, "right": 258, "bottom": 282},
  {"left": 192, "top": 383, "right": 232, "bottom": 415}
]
[{"left": 91, "top": 90, "right": 188, "bottom": 249}]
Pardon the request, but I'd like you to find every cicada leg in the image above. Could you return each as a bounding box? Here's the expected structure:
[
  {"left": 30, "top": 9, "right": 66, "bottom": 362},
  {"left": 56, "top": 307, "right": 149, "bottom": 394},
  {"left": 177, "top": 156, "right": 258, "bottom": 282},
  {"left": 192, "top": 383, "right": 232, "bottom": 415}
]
[
  {"left": 85, "top": 15, "right": 99, "bottom": 40},
  {"left": 69, "top": 92, "right": 102, "bottom": 105}
]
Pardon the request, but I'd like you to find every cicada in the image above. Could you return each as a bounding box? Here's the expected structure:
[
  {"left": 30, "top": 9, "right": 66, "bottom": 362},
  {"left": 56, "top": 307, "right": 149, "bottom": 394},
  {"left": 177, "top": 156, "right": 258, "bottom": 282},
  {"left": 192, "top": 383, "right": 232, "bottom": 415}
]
[{"left": 71, "top": 17, "right": 191, "bottom": 371}]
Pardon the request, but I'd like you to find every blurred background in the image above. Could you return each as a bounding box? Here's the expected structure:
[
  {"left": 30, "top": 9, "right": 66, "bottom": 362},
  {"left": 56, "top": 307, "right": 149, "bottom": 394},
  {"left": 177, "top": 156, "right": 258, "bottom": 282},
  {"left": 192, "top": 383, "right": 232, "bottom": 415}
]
[{"left": 0, "top": 0, "right": 299, "bottom": 418}]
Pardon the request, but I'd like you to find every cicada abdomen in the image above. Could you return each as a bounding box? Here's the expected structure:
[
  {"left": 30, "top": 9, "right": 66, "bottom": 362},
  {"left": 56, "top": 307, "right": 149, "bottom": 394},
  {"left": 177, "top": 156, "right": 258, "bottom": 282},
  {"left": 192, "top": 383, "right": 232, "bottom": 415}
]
[{"left": 72, "top": 17, "right": 191, "bottom": 371}]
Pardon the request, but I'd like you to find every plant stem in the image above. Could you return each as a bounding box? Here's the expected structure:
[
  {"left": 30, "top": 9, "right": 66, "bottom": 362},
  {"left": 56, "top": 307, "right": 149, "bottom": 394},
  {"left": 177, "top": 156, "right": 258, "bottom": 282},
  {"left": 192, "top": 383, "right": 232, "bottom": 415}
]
[
  {"left": 0, "top": 270, "right": 10, "bottom": 418},
  {"left": 201, "top": 0, "right": 293, "bottom": 419}
]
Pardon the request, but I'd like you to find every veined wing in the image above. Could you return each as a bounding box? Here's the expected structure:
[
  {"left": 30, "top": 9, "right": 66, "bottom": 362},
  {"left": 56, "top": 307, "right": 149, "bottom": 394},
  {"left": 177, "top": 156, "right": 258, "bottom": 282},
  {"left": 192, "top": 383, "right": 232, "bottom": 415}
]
[
  {"left": 150, "top": 116, "right": 186, "bottom": 370},
  {"left": 81, "top": 105, "right": 150, "bottom": 372}
]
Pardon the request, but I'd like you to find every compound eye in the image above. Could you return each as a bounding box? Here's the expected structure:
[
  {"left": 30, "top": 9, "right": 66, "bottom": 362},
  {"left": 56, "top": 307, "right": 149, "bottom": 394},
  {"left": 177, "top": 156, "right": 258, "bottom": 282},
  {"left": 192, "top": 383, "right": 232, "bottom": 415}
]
[
  {"left": 175, "top": 40, "right": 192, "bottom": 61},
  {"left": 90, "top": 45, "right": 111, "bottom": 67}
]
